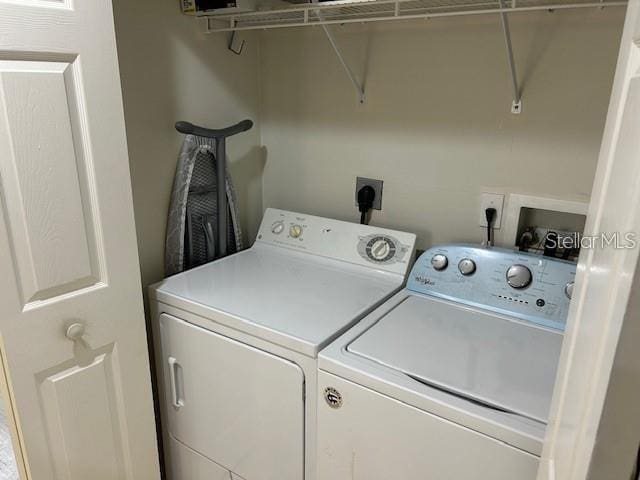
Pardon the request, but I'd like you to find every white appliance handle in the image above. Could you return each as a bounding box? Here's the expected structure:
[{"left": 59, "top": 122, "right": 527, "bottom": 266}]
[{"left": 168, "top": 356, "right": 184, "bottom": 409}]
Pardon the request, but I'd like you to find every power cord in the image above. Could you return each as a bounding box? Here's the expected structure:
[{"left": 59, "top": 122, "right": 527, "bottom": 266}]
[
  {"left": 485, "top": 208, "right": 496, "bottom": 246},
  {"left": 357, "top": 185, "right": 376, "bottom": 225}
]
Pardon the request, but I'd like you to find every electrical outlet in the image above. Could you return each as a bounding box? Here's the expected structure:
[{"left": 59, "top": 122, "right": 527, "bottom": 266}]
[
  {"left": 355, "top": 177, "right": 383, "bottom": 211},
  {"left": 479, "top": 192, "right": 505, "bottom": 229}
]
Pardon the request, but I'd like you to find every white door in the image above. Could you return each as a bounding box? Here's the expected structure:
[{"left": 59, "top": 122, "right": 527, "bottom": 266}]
[
  {"left": 539, "top": 1, "right": 640, "bottom": 479},
  {"left": 0, "top": 0, "right": 160, "bottom": 479}
]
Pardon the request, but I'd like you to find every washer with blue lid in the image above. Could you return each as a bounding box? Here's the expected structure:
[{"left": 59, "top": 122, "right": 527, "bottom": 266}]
[{"left": 317, "top": 244, "right": 576, "bottom": 480}]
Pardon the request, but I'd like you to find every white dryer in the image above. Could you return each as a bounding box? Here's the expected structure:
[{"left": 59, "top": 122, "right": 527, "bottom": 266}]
[
  {"left": 149, "top": 208, "right": 416, "bottom": 480},
  {"left": 317, "top": 244, "right": 576, "bottom": 480}
]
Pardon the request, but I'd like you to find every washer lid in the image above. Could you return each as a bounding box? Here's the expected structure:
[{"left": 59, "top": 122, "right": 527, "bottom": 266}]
[{"left": 347, "top": 294, "right": 563, "bottom": 423}]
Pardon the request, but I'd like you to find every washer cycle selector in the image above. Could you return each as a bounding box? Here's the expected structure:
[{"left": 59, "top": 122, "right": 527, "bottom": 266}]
[
  {"left": 431, "top": 254, "right": 448, "bottom": 271},
  {"left": 271, "top": 221, "right": 285, "bottom": 234},
  {"left": 506, "top": 264, "right": 533, "bottom": 289},
  {"left": 289, "top": 224, "right": 303, "bottom": 238},
  {"left": 366, "top": 236, "right": 396, "bottom": 263},
  {"left": 458, "top": 258, "right": 476, "bottom": 276}
]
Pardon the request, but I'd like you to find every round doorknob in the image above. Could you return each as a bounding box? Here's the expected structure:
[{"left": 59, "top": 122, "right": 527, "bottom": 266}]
[{"left": 65, "top": 322, "right": 86, "bottom": 341}]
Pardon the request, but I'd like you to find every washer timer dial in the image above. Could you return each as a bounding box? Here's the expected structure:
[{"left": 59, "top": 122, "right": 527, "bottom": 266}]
[
  {"left": 366, "top": 236, "right": 396, "bottom": 263},
  {"left": 506, "top": 264, "right": 533, "bottom": 289}
]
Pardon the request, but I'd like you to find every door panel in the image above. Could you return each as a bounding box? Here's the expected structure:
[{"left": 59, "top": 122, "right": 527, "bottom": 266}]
[
  {"left": 159, "top": 313, "right": 304, "bottom": 480},
  {"left": 0, "top": 59, "right": 100, "bottom": 306},
  {"left": 38, "top": 347, "right": 128, "bottom": 480},
  {"left": 0, "top": 0, "right": 160, "bottom": 478}
]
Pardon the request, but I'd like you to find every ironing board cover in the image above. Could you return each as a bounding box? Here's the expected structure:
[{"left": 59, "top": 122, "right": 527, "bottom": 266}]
[{"left": 165, "top": 135, "right": 243, "bottom": 275}]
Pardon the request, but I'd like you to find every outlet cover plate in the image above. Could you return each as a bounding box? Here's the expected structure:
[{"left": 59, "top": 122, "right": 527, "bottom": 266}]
[
  {"left": 479, "top": 192, "right": 505, "bottom": 229},
  {"left": 355, "top": 177, "right": 383, "bottom": 211}
]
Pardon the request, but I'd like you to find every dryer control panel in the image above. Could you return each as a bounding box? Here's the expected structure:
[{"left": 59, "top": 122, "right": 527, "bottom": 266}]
[
  {"left": 256, "top": 208, "right": 416, "bottom": 276},
  {"left": 407, "top": 244, "right": 576, "bottom": 330}
]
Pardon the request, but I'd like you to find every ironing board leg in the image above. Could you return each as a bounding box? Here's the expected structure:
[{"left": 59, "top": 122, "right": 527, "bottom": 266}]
[{"left": 216, "top": 138, "right": 228, "bottom": 258}]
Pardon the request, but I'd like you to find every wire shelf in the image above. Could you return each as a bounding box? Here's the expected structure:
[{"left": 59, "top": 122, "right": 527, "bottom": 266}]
[{"left": 203, "top": 0, "right": 626, "bottom": 32}]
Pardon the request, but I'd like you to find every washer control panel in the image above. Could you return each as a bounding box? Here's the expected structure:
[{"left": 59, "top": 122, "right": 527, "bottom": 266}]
[
  {"left": 256, "top": 209, "right": 416, "bottom": 275},
  {"left": 407, "top": 244, "right": 576, "bottom": 330}
]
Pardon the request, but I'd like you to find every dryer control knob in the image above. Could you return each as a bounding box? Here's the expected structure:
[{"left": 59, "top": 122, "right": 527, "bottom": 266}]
[
  {"left": 289, "top": 224, "right": 303, "bottom": 238},
  {"left": 370, "top": 239, "right": 391, "bottom": 261},
  {"left": 565, "top": 281, "right": 575, "bottom": 299},
  {"left": 364, "top": 236, "right": 396, "bottom": 263},
  {"left": 506, "top": 264, "right": 532, "bottom": 289},
  {"left": 431, "top": 254, "right": 448, "bottom": 271},
  {"left": 458, "top": 258, "right": 476, "bottom": 276},
  {"left": 271, "top": 221, "right": 285, "bottom": 234}
]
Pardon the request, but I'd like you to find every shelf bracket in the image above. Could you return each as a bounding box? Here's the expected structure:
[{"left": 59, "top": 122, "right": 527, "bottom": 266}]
[
  {"left": 321, "top": 25, "right": 366, "bottom": 104},
  {"left": 228, "top": 31, "right": 245, "bottom": 55},
  {"left": 499, "top": 1, "right": 522, "bottom": 114}
]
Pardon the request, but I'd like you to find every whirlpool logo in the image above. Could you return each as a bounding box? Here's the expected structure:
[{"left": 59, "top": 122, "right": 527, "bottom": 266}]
[{"left": 414, "top": 275, "right": 436, "bottom": 286}]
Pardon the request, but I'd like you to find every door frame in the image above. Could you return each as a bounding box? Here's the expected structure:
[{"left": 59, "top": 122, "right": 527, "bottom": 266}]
[{"left": 539, "top": 1, "right": 640, "bottom": 478}]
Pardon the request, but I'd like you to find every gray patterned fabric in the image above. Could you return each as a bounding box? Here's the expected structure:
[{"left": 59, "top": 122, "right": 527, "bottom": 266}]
[{"left": 165, "top": 135, "right": 243, "bottom": 276}]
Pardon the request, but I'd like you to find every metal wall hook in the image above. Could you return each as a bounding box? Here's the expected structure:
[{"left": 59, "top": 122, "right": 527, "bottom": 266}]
[{"left": 228, "top": 31, "right": 245, "bottom": 55}]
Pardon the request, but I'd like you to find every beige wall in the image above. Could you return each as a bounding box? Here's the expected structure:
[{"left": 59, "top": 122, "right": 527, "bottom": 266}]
[
  {"left": 113, "top": 4, "right": 624, "bottom": 286},
  {"left": 259, "top": 8, "right": 624, "bottom": 249},
  {"left": 113, "top": 0, "right": 263, "bottom": 290}
]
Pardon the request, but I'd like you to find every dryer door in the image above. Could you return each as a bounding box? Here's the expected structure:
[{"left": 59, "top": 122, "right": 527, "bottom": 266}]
[{"left": 158, "top": 313, "right": 304, "bottom": 480}]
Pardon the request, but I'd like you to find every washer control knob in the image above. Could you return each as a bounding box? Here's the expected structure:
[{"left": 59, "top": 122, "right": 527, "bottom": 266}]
[
  {"left": 289, "top": 224, "right": 303, "bottom": 238},
  {"left": 271, "top": 221, "right": 285, "bottom": 234},
  {"left": 458, "top": 258, "right": 476, "bottom": 276},
  {"left": 506, "top": 264, "right": 533, "bottom": 289},
  {"left": 565, "top": 281, "right": 575, "bottom": 299},
  {"left": 431, "top": 254, "right": 448, "bottom": 271}
]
